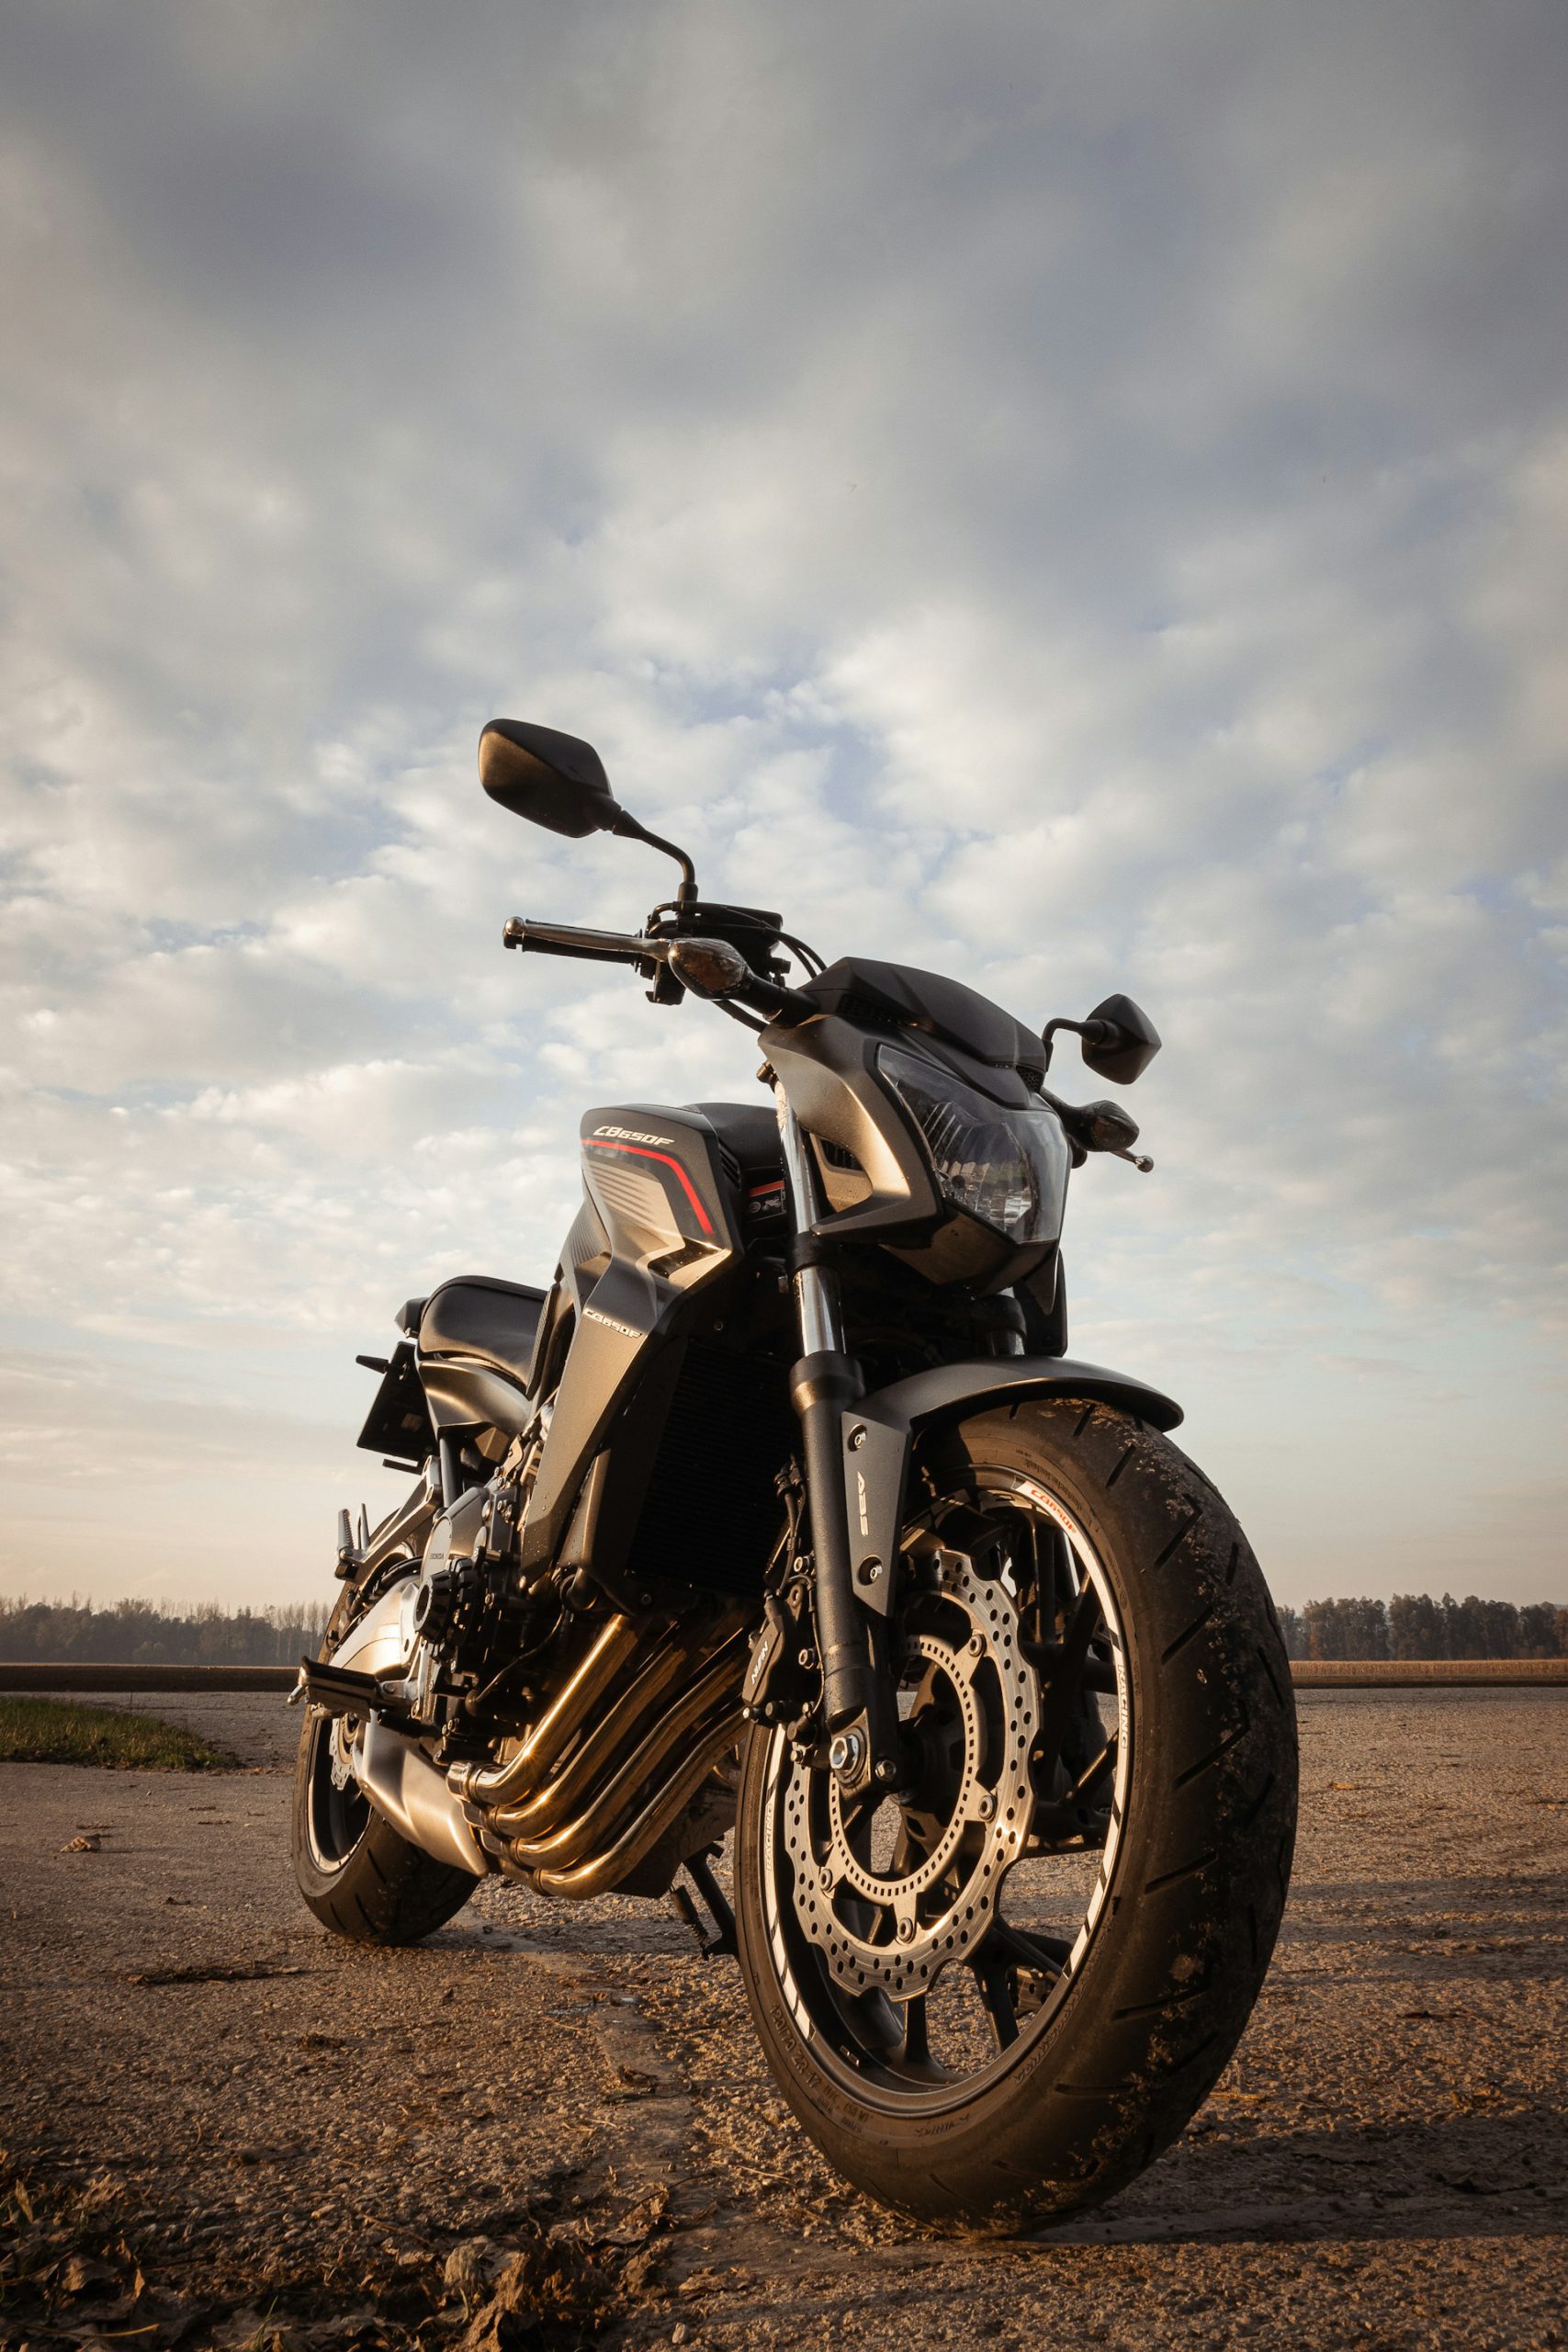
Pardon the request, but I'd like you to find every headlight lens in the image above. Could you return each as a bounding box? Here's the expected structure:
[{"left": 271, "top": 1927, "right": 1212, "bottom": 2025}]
[{"left": 880, "top": 1046, "right": 1070, "bottom": 1247}]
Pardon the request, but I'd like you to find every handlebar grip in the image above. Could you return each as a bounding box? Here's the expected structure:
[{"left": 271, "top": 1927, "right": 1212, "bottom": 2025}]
[
  {"left": 735, "top": 972, "right": 818, "bottom": 1026},
  {"left": 502, "top": 916, "right": 654, "bottom": 965}
]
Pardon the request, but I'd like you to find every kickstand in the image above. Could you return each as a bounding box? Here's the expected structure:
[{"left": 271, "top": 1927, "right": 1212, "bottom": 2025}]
[{"left": 670, "top": 1846, "right": 738, "bottom": 1962}]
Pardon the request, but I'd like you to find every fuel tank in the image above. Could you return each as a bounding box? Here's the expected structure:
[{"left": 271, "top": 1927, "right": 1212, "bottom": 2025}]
[
  {"left": 519, "top": 1103, "right": 765, "bottom": 1578},
  {"left": 577, "top": 1105, "right": 745, "bottom": 1285}
]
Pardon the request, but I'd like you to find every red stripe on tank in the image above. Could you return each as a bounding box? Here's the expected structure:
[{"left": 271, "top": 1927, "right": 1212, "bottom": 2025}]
[{"left": 582, "top": 1139, "right": 715, "bottom": 1236}]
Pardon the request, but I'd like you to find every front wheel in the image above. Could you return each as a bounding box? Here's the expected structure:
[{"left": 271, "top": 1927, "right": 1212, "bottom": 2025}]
[{"left": 733, "top": 1396, "right": 1298, "bottom": 2233}]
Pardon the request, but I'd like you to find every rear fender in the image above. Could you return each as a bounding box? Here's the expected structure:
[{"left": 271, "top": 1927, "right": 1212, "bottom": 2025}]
[{"left": 840, "top": 1356, "right": 1183, "bottom": 1619}]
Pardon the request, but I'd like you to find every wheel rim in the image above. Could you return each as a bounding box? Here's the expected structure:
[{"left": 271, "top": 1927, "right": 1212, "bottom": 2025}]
[
  {"left": 302, "top": 1710, "right": 372, "bottom": 1871},
  {"left": 759, "top": 1465, "right": 1133, "bottom": 2116}
]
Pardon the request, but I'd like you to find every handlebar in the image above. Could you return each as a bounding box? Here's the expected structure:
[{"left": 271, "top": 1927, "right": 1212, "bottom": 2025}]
[
  {"left": 502, "top": 916, "right": 655, "bottom": 965},
  {"left": 505, "top": 920, "right": 1148, "bottom": 1156},
  {"left": 502, "top": 915, "right": 816, "bottom": 1025}
]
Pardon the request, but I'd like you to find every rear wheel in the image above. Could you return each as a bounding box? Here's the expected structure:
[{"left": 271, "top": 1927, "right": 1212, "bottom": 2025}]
[
  {"left": 734, "top": 1396, "right": 1297, "bottom": 2232},
  {"left": 291, "top": 1701, "right": 475, "bottom": 1946}
]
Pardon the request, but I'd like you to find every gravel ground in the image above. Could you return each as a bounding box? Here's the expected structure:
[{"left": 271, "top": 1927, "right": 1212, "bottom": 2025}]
[{"left": 2, "top": 1690, "right": 1564, "bottom": 2350}]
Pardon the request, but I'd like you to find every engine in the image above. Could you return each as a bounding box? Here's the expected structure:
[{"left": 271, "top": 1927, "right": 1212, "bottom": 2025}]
[
  {"left": 392, "top": 1465, "right": 540, "bottom": 1726},
  {"left": 310, "top": 1409, "right": 751, "bottom": 1904}
]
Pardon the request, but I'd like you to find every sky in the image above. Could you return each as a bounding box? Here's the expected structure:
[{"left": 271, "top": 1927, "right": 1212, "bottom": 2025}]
[{"left": 1, "top": 0, "right": 1564, "bottom": 1613}]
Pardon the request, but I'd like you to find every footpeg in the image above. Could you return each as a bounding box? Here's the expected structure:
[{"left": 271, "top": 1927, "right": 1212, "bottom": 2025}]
[
  {"left": 670, "top": 1846, "right": 738, "bottom": 1962},
  {"left": 298, "top": 1656, "right": 386, "bottom": 1718}
]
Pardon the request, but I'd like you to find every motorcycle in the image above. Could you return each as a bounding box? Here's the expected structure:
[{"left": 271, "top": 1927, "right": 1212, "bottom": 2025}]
[{"left": 291, "top": 717, "right": 1298, "bottom": 2231}]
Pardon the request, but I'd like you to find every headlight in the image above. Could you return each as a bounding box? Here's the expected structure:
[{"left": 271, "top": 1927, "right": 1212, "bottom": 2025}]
[{"left": 880, "top": 1046, "right": 1070, "bottom": 1247}]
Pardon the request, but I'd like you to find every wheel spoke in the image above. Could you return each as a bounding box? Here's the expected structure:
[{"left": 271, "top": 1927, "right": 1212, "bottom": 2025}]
[
  {"left": 970, "top": 1957, "right": 1020, "bottom": 2051},
  {"left": 1031, "top": 1579, "right": 1104, "bottom": 1779},
  {"left": 1032, "top": 1515, "right": 1070, "bottom": 1645},
  {"left": 1066, "top": 1731, "right": 1118, "bottom": 1804},
  {"left": 847, "top": 1985, "right": 908, "bottom": 2052},
  {"left": 984, "top": 1917, "right": 1071, "bottom": 1974},
  {"left": 899, "top": 1804, "right": 945, "bottom": 1854},
  {"left": 1028, "top": 1727, "right": 1120, "bottom": 1847}
]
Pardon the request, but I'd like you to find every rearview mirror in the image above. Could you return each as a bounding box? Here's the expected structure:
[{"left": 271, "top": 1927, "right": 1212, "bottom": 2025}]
[
  {"left": 1081, "top": 993, "right": 1161, "bottom": 1086},
  {"left": 479, "top": 719, "right": 622, "bottom": 838}
]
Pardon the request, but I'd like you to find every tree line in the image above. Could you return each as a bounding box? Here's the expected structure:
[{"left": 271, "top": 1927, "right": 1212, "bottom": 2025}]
[
  {"left": 1274, "top": 1593, "right": 1568, "bottom": 1661},
  {"left": 0, "top": 1595, "right": 333, "bottom": 1667},
  {"left": 2, "top": 1589, "right": 1564, "bottom": 1665}
]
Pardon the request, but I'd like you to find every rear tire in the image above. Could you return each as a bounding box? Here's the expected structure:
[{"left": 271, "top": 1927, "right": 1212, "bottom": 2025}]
[
  {"left": 734, "top": 1396, "right": 1298, "bottom": 2233},
  {"left": 291, "top": 1703, "right": 475, "bottom": 1947}
]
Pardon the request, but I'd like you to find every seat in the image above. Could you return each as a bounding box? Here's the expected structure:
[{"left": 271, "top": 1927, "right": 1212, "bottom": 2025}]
[
  {"left": 417, "top": 1275, "right": 547, "bottom": 1388},
  {"left": 692, "top": 1101, "right": 784, "bottom": 1179}
]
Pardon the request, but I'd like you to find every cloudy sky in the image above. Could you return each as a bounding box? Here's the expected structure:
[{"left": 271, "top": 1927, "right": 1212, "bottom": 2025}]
[{"left": 2, "top": 0, "right": 1564, "bottom": 1612}]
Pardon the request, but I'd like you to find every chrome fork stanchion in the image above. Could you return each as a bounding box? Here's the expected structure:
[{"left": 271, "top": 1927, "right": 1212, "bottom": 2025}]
[
  {"left": 776, "top": 1091, "right": 900, "bottom": 1785},
  {"left": 776, "top": 1096, "right": 844, "bottom": 1356}
]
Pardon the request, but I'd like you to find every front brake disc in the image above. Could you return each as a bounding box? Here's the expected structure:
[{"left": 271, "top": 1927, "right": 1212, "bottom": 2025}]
[{"left": 781, "top": 1547, "right": 1040, "bottom": 1998}]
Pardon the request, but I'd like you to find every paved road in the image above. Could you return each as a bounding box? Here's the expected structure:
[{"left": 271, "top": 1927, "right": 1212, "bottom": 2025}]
[{"left": 3, "top": 1690, "right": 1565, "bottom": 2349}]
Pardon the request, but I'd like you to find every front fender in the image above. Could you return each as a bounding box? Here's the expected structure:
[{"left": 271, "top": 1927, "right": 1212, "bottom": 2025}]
[{"left": 840, "top": 1354, "right": 1183, "bottom": 1617}]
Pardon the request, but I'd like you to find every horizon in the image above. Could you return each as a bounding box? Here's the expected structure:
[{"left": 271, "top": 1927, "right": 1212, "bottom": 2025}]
[
  {"left": 5, "top": 1582, "right": 1562, "bottom": 1621},
  {"left": 3, "top": 1, "right": 1565, "bottom": 1612}
]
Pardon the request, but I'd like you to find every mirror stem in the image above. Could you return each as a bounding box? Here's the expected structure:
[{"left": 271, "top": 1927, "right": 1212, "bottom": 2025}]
[
  {"left": 1042, "top": 1014, "right": 1112, "bottom": 1071},
  {"left": 611, "top": 810, "right": 698, "bottom": 910}
]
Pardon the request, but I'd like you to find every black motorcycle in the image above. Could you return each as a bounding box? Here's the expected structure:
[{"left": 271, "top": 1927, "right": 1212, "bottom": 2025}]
[{"left": 292, "top": 718, "right": 1298, "bottom": 2231}]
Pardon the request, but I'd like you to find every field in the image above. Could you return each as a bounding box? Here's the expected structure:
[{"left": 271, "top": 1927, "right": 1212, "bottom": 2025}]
[
  {"left": 0, "top": 1695, "right": 236, "bottom": 1771},
  {"left": 2, "top": 1689, "right": 1564, "bottom": 2349}
]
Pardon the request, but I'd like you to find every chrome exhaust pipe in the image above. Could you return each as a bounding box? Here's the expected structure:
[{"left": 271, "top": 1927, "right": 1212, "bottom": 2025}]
[
  {"left": 447, "top": 1611, "right": 647, "bottom": 1808},
  {"left": 499, "top": 1634, "right": 749, "bottom": 1871},
  {"left": 529, "top": 1706, "right": 745, "bottom": 1899},
  {"left": 483, "top": 1639, "right": 694, "bottom": 1836},
  {"left": 485, "top": 1601, "right": 749, "bottom": 1839},
  {"left": 356, "top": 1715, "right": 491, "bottom": 1877},
  {"left": 344, "top": 1584, "right": 750, "bottom": 1894}
]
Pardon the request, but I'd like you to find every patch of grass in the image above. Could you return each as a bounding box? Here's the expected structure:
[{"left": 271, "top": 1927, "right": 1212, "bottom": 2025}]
[{"left": 0, "top": 1696, "right": 237, "bottom": 1770}]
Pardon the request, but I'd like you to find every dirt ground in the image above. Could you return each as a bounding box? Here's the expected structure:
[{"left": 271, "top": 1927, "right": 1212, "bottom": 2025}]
[{"left": 2, "top": 1689, "right": 1564, "bottom": 2350}]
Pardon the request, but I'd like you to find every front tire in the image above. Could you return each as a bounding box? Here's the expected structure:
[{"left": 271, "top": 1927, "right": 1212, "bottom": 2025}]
[
  {"left": 734, "top": 1396, "right": 1298, "bottom": 2233},
  {"left": 291, "top": 1703, "right": 475, "bottom": 1947}
]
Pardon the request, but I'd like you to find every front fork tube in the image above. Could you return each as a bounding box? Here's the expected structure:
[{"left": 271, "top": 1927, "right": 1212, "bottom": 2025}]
[{"left": 777, "top": 1096, "right": 903, "bottom": 1789}]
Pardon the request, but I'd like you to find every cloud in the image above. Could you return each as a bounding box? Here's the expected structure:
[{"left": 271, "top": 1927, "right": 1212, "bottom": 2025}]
[{"left": 0, "top": 0, "right": 1564, "bottom": 1605}]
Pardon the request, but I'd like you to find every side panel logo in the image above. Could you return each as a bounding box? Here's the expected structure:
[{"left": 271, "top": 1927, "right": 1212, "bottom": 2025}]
[{"left": 582, "top": 1305, "right": 638, "bottom": 1340}]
